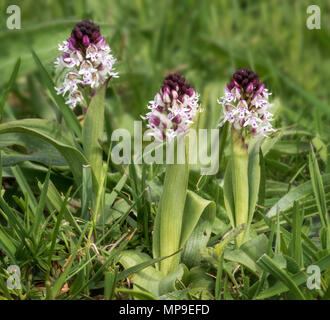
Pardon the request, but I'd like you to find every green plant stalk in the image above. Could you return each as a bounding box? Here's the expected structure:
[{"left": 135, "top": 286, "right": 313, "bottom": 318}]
[
  {"left": 231, "top": 130, "right": 249, "bottom": 247},
  {"left": 82, "top": 84, "right": 106, "bottom": 214},
  {"left": 154, "top": 137, "right": 189, "bottom": 275}
]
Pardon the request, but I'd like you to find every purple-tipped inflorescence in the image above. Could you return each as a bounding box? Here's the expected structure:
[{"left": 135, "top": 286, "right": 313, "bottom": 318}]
[
  {"left": 54, "top": 20, "right": 118, "bottom": 109},
  {"left": 218, "top": 68, "right": 275, "bottom": 137},
  {"left": 142, "top": 73, "right": 201, "bottom": 141},
  {"left": 68, "top": 20, "right": 102, "bottom": 52}
]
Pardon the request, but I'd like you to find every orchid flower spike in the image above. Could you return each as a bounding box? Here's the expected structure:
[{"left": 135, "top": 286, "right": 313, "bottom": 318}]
[
  {"left": 142, "top": 73, "right": 201, "bottom": 141},
  {"left": 218, "top": 68, "right": 276, "bottom": 137},
  {"left": 54, "top": 19, "right": 118, "bottom": 109}
]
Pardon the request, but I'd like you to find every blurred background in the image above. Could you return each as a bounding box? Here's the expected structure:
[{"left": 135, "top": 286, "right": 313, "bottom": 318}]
[{"left": 0, "top": 0, "right": 329, "bottom": 146}]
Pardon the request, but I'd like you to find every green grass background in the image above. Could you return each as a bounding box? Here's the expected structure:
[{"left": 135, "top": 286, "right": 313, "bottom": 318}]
[{"left": 1, "top": 0, "right": 329, "bottom": 136}]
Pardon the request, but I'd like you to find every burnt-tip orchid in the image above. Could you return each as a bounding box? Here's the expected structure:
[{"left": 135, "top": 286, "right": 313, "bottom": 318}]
[
  {"left": 54, "top": 20, "right": 118, "bottom": 109},
  {"left": 218, "top": 68, "right": 275, "bottom": 137},
  {"left": 142, "top": 73, "right": 201, "bottom": 142}
]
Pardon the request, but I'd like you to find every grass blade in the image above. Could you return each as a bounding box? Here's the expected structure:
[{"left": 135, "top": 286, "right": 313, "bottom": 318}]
[
  {"left": 309, "top": 147, "right": 329, "bottom": 249},
  {"left": 0, "top": 58, "right": 21, "bottom": 122},
  {"left": 257, "top": 254, "right": 306, "bottom": 300}
]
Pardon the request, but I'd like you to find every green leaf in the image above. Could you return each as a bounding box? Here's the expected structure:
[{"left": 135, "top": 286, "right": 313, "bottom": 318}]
[
  {"left": 0, "top": 132, "right": 67, "bottom": 166},
  {"left": 180, "top": 190, "right": 215, "bottom": 268},
  {"left": 49, "top": 223, "right": 89, "bottom": 299},
  {"left": 104, "top": 268, "right": 118, "bottom": 300},
  {"left": 32, "top": 168, "right": 51, "bottom": 237},
  {"left": 0, "top": 195, "right": 27, "bottom": 240},
  {"left": 119, "top": 250, "right": 184, "bottom": 298},
  {"left": 0, "top": 58, "right": 21, "bottom": 122},
  {"left": 118, "top": 249, "right": 181, "bottom": 282},
  {"left": 224, "top": 234, "right": 268, "bottom": 275},
  {"left": 119, "top": 251, "right": 163, "bottom": 297},
  {"left": 0, "top": 119, "right": 87, "bottom": 184},
  {"left": 81, "top": 165, "right": 93, "bottom": 220},
  {"left": 256, "top": 253, "right": 330, "bottom": 299},
  {"left": 247, "top": 137, "right": 262, "bottom": 225},
  {"left": 116, "top": 288, "right": 157, "bottom": 300},
  {"left": 41, "top": 180, "right": 81, "bottom": 233},
  {"left": 11, "top": 165, "right": 38, "bottom": 213},
  {"left": 223, "top": 161, "right": 235, "bottom": 227},
  {"left": 267, "top": 174, "right": 330, "bottom": 217},
  {"left": 46, "top": 187, "right": 72, "bottom": 283},
  {"left": 0, "top": 225, "right": 17, "bottom": 262},
  {"left": 309, "top": 147, "right": 329, "bottom": 249},
  {"left": 257, "top": 254, "right": 306, "bottom": 300},
  {"left": 290, "top": 202, "right": 303, "bottom": 267}
]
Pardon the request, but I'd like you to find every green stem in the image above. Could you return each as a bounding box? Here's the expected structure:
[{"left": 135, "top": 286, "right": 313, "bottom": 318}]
[
  {"left": 82, "top": 84, "right": 106, "bottom": 220},
  {"left": 231, "top": 130, "right": 249, "bottom": 247},
  {"left": 153, "top": 136, "right": 189, "bottom": 275}
]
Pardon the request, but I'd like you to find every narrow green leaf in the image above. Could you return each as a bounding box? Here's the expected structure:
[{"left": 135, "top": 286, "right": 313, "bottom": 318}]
[
  {"left": 247, "top": 137, "right": 262, "bottom": 225},
  {"left": 223, "top": 161, "right": 235, "bottom": 227},
  {"left": 49, "top": 223, "right": 88, "bottom": 298},
  {"left": 32, "top": 168, "right": 51, "bottom": 237},
  {"left": 118, "top": 249, "right": 181, "bottom": 282},
  {"left": 0, "top": 119, "right": 87, "bottom": 184},
  {"left": 291, "top": 202, "right": 303, "bottom": 267},
  {"left": 267, "top": 174, "right": 330, "bottom": 217},
  {"left": 257, "top": 254, "right": 306, "bottom": 300},
  {"left": 0, "top": 58, "right": 21, "bottom": 122},
  {"left": 46, "top": 187, "right": 72, "bottom": 284},
  {"left": 11, "top": 165, "right": 38, "bottom": 213},
  {"left": 257, "top": 254, "right": 330, "bottom": 299},
  {"left": 180, "top": 191, "right": 215, "bottom": 268},
  {"left": 0, "top": 195, "right": 27, "bottom": 239},
  {"left": 41, "top": 180, "right": 81, "bottom": 233},
  {"left": 309, "top": 147, "right": 329, "bottom": 249},
  {"left": 104, "top": 268, "right": 118, "bottom": 300},
  {"left": 116, "top": 288, "right": 157, "bottom": 300},
  {"left": 81, "top": 165, "right": 93, "bottom": 220},
  {"left": 0, "top": 150, "right": 2, "bottom": 187},
  {"left": 0, "top": 226, "right": 17, "bottom": 262}
]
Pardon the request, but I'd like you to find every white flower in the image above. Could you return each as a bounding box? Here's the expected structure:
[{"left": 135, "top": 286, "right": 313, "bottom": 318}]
[{"left": 66, "top": 91, "right": 84, "bottom": 108}]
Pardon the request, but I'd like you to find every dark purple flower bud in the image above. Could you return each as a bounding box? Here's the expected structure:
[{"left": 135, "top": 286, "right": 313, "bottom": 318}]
[
  {"left": 187, "top": 87, "right": 195, "bottom": 97},
  {"left": 246, "top": 82, "right": 253, "bottom": 94},
  {"left": 227, "top": 68, "right": 263, "bottom": 98},
  {"left": 76, "top": 30, "right": 83, "bottom": 39},
  {"left": 163, "top": 73, "right": 193, "bottom": 103},
  {"left": 82, "top": 35, "right": 90, "bottom": 47},
  {"left": 68, "top": 19, "right": 102, "bottom": 53}
]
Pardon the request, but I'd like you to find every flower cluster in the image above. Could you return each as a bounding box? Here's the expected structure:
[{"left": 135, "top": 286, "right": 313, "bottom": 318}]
[
  {"left": 54, "top": 20, "right": 118, "bottom": 108},
  {"left": 142, "top": 73, "right": 201, "bottom": 141},
  {"left": 218, "top": 68, "right": 275, "bottom": 137}
]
